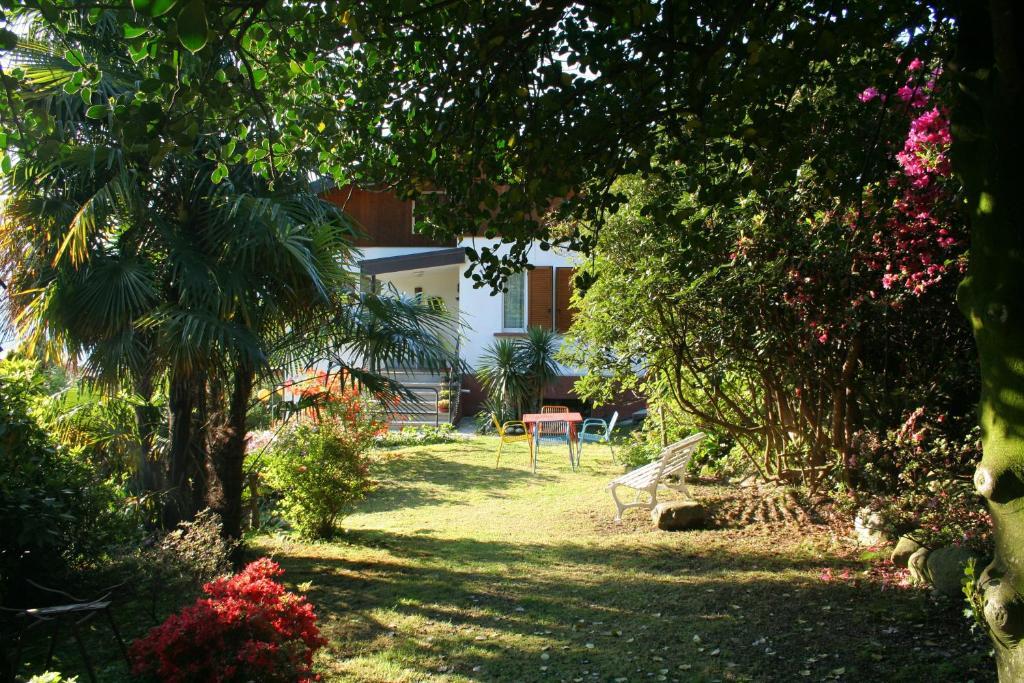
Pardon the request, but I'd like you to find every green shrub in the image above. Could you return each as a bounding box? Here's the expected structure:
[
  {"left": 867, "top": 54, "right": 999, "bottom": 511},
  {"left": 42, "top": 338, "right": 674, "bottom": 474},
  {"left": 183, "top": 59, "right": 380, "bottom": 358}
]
[
  {"left": 263, "top": 417, "right": 375, "bottom": 539},
  {"left": 103, "top": 509, "right": 236, "bottom": 622},
  {"left": 28, "top": 673, "right": 78, "bottom": 683},
  {"left": 615, "top": 434, "right": 662, "bottom": 470},
  {"left": 0, "top": 363, "right": 128, "bottom": 605},
  {"left": 376, "top": 423, "right": 458, "bottom": 448}
]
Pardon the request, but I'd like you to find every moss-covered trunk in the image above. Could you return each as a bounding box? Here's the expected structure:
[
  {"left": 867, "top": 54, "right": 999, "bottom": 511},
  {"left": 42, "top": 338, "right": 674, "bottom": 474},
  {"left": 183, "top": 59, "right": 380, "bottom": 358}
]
[
  {"left": 951, "top": 2, "right": 1024, "bottom": 679},
  {"left": 205, "top": 364, "right": 254, "bottom": 541}
]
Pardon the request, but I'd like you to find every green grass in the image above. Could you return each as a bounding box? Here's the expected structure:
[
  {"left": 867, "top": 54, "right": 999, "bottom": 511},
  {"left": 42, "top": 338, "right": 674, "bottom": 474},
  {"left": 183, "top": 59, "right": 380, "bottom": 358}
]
[{"left": 251, "top": 437, "right": 993, "bottom": 683}]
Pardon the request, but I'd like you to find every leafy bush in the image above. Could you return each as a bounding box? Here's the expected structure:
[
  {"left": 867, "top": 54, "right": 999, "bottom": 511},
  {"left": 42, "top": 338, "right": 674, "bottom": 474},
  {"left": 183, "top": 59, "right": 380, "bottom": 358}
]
[
  {"left": 155, "top": 510, "right": 236, "bottom": 588},
  {"left": 129, "top": 558, "right": 326, "bottom": 682},
  {"left": 376, "top": 423, "right": 458, "bottom": 448},
  {"left": 0, "top": 363, "right": 128, "bottom": 605},
  {"left": 849, "top": 408, "right": 991, "bottom": 555},
  {"left": 615, "top": 434, "right": 661, "bottom": 470},
  {"left": 263, "top": 417, "right": 375, "bottom": 539},
  {"left": 474, "top": 395, "right": 521, "bottom": 434}
]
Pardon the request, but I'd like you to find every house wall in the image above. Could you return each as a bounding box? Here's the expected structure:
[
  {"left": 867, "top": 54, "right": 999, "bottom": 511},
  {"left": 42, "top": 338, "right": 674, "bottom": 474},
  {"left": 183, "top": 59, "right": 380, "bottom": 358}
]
[
  {"left": 318, "top": 182, "right": 648, "bottom": 418},
  {"left": 323, "top": 187, "right": 455, "bottom": 248},
  {"left": 455, "top": 237, "right": 580, "bottom": 372},
  {"left": 376, "top": 264, "right": 460, "bottom": 318}
]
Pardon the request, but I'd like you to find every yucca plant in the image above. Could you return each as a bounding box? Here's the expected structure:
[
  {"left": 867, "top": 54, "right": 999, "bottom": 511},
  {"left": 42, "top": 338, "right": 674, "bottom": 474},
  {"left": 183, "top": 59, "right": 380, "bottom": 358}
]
[{"left": 476, "top": 326, "right": 560, "bottom": 421}]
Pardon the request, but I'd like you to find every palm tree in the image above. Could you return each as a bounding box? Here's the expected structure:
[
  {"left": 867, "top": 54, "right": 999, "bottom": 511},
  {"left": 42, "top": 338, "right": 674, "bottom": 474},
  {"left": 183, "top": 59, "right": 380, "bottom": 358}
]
[
  {"left": 476, "top": 326, "right": 561, "bottom": 421},
  {"left": 0, "top": 11, "right": 458, "bottom": 538},
  {"left": 477, "top": 337, "right": 530, "bottom": 421},
  {"left": 520, "top": 326, "right": 561, "bottom": 412}
]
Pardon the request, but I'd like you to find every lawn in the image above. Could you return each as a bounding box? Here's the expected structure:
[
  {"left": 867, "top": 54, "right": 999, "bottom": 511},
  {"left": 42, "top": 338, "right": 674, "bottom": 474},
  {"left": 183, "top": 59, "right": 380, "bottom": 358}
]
[{"left": 251, "top": 436, "right": 992, "bottom": 683}]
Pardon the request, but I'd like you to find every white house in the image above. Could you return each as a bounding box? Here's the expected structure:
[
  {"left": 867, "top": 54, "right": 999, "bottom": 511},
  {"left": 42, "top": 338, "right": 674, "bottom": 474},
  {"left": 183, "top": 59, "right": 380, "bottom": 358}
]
[{"left": 319, "top": 184, "right": 643, "bottom": 421}]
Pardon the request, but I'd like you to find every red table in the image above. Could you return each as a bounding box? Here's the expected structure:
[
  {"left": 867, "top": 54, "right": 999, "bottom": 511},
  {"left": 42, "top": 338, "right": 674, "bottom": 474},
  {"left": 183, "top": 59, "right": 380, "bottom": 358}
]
[{"left": 521, "top": 412, "right": 583, "bottom": 472}]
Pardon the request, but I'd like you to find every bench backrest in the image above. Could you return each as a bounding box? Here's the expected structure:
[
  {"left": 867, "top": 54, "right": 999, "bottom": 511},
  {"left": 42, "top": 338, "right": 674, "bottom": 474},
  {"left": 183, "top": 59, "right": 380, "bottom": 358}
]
[
  {"left": 655, "top": 432, "right": 706, "bottom": 479},
  {"left": 613, "top": 432, "right": 706, "bottom": 488}
]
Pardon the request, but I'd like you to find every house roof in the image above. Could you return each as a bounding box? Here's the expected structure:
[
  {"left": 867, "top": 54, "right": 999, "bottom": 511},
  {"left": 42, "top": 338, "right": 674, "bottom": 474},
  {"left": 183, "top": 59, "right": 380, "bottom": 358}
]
[{"left": 359, "top": 248, "right": 466, "bottom": 275}]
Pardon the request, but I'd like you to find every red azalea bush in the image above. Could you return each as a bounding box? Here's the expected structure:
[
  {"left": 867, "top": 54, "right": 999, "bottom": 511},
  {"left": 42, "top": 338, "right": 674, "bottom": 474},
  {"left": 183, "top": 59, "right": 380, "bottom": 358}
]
[{"left": 130, "top": 558, "right": 326, "bottom": 682}]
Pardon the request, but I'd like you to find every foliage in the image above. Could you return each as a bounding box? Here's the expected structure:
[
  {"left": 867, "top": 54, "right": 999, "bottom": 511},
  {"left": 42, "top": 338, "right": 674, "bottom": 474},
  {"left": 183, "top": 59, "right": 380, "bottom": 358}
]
[
  {"left": 476, "top": 338, "right": 531, "bottom": 420},
  {"left": 844, "top": 407, "right": 991, "bottom": 555},
  {"left": 474, "top": 395, "right": 521, "bottom": 434},
  {"left": 519, "top": 327, "right": 561, "bottom": 412},
  {"left": 476, "top": 327, "right": 560, "bottom": 420},
  {"left": 376, "top": 424, "right": 459, "bottom": 449},
  {"left": 34, "top": 381, "right": 150, "bottom": 482},
  {"left": 560, "top": 57, "right": 976, "bottom": 491},
  {"left": 100, "top": 509, "right": 235, "bottom": 624},
  {"left": 614, "top": 434, "right": 662, "bottom": 471},
  {"left": 263, "top": 417, "right": 375, "bottom": 539},
  {"left": 149, "top": 510, "right": 236, "bottom": 588},
  {"left": 27, "top": 674, "right": 77, "bottom": 683},
  {"left": 0, "top": 360, "right": 129, "bottom": 605},
  {"left": 129, "top": 558, "right": 326, "bottom": 683},
  {"left": 0, "top": 7, "right": 458, "bottom": 538}
]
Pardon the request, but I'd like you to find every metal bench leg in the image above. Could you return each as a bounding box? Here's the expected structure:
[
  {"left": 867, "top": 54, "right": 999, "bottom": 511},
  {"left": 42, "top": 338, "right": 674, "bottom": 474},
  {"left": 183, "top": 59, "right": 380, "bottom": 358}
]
[
  {"left": 45, "top": 619, "right": 61, "bottom": 669},
  {"left": 608, "top": 483, "right": 628, "bottom": 522},
  {"left": 70, "top": 622, "right": 98, "bottom": 683},
  {"left": 104, "top": 608, "right": 130, "bottom": 667}
]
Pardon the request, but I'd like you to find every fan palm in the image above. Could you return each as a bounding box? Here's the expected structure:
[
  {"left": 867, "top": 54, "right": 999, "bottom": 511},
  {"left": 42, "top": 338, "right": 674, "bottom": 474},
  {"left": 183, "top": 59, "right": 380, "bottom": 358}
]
[{"left": 0, "top": 10, "right": 459, "bottom": 537}]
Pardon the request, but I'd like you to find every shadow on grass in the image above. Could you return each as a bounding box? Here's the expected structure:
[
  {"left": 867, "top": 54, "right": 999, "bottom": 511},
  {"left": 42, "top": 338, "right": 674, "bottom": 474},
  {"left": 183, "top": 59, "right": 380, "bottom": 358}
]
[
  {"left": 362, "top": 445, "right": 553, "bottom": 514},
  {"left": 272, "top": 531, "right": 994, "bottom": 683}
]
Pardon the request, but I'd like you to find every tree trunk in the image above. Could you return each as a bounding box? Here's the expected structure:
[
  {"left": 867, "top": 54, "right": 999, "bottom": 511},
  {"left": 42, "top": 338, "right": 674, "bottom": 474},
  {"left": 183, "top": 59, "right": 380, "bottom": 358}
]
[
  {"left": 162, "top": 372, "right": 195, "bottom": 528},
  {"left": 205, "top": 364, "right": 254, "bottom": 540},
  {"left": 951, "top": 2, "right": 1024, "bottom": 679},
  {"left": 132, "top": 368, "right": 161, "bottom": 495}
]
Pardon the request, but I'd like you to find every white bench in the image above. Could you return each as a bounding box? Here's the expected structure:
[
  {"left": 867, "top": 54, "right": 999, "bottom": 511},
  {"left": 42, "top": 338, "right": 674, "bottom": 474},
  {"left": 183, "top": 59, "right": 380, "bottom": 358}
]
[{"left": 607, "top": 433, "right": 706, "bottom": 521}]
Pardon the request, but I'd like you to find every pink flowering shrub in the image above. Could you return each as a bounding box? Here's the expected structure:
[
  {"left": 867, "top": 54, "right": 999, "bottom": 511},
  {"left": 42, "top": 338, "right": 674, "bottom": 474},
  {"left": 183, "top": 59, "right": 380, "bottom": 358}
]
[
  {"left": 129, "top": 558, "right": 327, "bottom": 682},
  {"left": 859, "top": 60, "right": 966, "bottom": 296}
]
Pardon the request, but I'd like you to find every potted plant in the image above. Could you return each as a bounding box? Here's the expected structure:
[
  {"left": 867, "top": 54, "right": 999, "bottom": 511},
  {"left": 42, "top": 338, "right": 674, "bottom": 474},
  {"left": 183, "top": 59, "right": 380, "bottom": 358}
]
[{"left": 437, "top": 388, "right": 451, "bottom": 413}]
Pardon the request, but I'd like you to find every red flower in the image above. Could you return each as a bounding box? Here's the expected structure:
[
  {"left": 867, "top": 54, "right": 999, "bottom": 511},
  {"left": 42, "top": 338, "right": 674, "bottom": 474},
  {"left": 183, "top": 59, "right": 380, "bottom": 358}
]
[{"left": 130, "top": 559, "right": 327, "bottom": 682}]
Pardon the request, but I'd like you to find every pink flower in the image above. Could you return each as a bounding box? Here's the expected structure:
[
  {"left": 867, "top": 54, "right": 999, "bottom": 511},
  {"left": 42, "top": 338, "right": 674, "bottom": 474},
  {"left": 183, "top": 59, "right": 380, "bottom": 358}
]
[
  {"left": 907, "top": 58, "right": 923, "bottom": 72},
  {"left": 858, "top": 87, "right": 880, "bottom": 103}
]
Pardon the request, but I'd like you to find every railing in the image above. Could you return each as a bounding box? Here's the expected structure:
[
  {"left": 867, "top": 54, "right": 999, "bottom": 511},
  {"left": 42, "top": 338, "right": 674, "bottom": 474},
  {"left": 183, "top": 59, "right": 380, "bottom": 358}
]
[{"left": 393, "top": 383, "right": 442, "bottom": 428}]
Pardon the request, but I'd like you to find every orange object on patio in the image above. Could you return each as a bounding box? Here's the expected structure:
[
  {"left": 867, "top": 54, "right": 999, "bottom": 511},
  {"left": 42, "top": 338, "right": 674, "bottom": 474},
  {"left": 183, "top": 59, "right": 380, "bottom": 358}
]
[{"left": 521, "top": 411, "right": 584, "bottom": 472}]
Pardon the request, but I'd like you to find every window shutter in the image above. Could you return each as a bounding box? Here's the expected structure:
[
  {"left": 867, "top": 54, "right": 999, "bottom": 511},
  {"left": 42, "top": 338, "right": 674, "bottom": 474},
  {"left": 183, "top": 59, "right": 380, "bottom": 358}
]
[
  {"left": 555, "top": 267, "right": 575, "bottom": 333},
  {"left": 527, "top": 266, "right": 553, "bottom": 329}
]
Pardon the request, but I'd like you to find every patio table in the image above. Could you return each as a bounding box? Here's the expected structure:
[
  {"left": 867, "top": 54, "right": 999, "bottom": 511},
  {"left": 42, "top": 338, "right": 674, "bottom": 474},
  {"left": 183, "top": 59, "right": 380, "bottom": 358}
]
[{"left": 521, "top": 412, "right": 583, "bottom": 473}]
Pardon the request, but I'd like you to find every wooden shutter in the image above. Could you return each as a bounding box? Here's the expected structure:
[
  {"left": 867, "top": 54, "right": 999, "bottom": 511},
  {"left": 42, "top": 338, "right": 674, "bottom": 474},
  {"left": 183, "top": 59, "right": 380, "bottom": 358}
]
[
  {"left": 527, "top": 266, "right": 553, "bottom": 329},
  {"left": 555, "top": 267, "right": 575, "bottom": 333}
]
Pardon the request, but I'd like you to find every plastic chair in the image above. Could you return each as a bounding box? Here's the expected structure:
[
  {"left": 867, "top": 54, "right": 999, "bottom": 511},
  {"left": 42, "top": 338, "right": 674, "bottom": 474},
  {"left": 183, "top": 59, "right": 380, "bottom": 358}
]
[
  {"left": 580, "top": 411, "right": 619, "bottom": 462},
  {"left": 536, "top": 406, "right": 574, "bottom": 468},
  {"left": 491, "top": 413, "right": 531, "bottom": 467}
]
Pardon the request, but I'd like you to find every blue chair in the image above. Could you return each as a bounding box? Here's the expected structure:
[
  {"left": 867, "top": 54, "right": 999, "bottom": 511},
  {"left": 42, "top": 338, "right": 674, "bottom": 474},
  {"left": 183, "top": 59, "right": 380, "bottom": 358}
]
[{"left": 579, "top": 411, "right": 619, "bottom": 462}]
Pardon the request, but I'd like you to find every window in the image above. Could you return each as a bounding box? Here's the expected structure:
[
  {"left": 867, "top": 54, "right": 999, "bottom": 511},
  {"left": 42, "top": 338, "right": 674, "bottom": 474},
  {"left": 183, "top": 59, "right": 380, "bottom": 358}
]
[{"left": 503, "top": 271, "right": 526, "bottom": 329}]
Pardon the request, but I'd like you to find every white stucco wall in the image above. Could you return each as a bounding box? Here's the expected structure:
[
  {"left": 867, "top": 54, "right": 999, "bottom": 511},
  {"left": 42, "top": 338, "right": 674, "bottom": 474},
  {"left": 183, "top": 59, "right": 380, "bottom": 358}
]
[
  {"left": 353, "top": 240, "right": 584, "bottom": 375},
  {"left": 456, "top": 238, "right": 581, "bottom": 373}
]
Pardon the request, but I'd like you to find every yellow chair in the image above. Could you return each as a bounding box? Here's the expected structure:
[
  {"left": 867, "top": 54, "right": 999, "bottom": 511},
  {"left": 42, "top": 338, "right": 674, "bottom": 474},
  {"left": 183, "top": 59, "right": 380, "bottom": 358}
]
[{"left": 492, "top": 413, "right": 531, "bottom": 467}]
